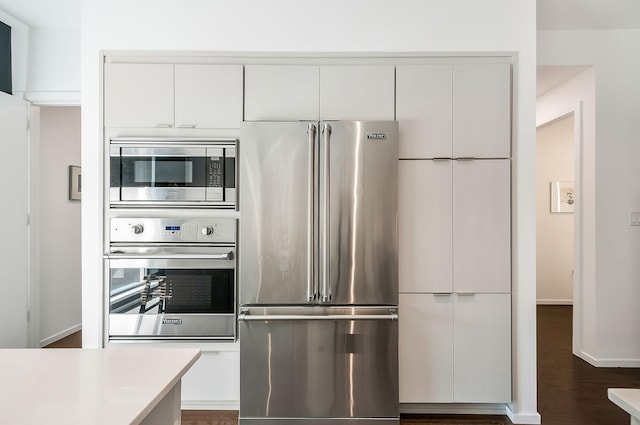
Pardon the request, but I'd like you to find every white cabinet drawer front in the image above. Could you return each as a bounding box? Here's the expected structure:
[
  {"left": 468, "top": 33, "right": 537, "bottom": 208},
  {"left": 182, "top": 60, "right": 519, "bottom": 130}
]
[
  {"left": 397, "top": 65, "right": 453, "bottom": 159},
  {"left": 453, "top": 159, "right": 511, "bottom": 293},
  {"left": 453, "top": 63, "right": 511, "bottom": 158},
  {"left": 320, "top": 65, "right": 395, "bottom": 121},
  {"left": 453, "top": 293, "right": 511, "bottom": 403},
  {"left": 181, "top": 351, "right": 239, "bottom": 402},
  {"left": 399, "top": 294, "right": 453, "bottom": 403},
  {"left": 104, "top": 63, "right": 174, "bottom": 128},
  {"left": 399, "top": 160, "right": 453, "bottom": 293},
  {"left": 175, "top": 64, "right": 243, "bottom": 129},
  {"left": 244, "top": 65, "right": 319, "bottom": 121}
]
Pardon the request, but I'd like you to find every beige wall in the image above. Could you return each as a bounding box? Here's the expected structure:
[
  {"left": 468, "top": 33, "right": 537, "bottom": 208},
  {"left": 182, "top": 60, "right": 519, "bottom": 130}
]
[
  {"left": 536, "top": 114, "right": 574, "bottom": 304},
  {"left": 38, "top": 106, "right": 82, "bottom": 345}
]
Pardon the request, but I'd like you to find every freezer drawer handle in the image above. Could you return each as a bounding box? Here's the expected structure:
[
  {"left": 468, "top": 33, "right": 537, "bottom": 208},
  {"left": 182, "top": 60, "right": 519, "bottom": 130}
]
[{"left": 238, "top": 313, "right": 399, "bottom": 321}]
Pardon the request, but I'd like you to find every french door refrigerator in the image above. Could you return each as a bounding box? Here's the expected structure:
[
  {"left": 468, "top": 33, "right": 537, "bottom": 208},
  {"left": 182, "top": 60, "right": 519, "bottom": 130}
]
[{"left": 238, "top": 121, "right": 399, "bottom": 425}]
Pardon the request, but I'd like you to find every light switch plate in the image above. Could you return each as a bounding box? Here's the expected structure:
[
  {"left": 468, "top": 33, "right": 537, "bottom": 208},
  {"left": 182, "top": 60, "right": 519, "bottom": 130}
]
[{"left": 630, "top": 211, "right": 640, "bottom": 226}]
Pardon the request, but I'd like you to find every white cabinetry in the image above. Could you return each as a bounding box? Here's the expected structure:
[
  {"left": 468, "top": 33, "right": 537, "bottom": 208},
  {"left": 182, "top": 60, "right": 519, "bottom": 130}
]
[
  {"left": 244, "top": 65, "right": 395, "bottom": 121},
  {"left": 397, "top": 60, "right": 512, "bottom": 406},
  {"left": 104, "top": 63, "right": 243, "bottom": 129},
  {"left": 399, "top": 293, "right": 511, "bottom": 403},
  {"left": 396, "top": 63, "right": 511, "bottom": 159},
  {"left": 399, "top": 159, "right": 510, "bottom": 294},
  {"left": 181, "top": 350, "right": 240, "bottom": 409}
]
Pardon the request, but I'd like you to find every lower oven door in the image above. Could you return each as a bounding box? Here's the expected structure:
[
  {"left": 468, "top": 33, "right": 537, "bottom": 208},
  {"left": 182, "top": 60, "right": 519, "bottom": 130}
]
[{"left": 107, "top": 253, "right": 235, "bottom": 340}]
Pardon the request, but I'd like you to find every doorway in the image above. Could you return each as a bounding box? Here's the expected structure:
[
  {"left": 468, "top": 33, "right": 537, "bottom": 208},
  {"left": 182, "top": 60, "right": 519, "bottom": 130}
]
[{"left": 536, "top": 114, "right": 575, "bottom": 305}]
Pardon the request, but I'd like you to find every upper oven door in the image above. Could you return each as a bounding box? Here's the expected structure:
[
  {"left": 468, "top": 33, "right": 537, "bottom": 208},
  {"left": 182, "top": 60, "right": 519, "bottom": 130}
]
[{"left": 106, "top": 251, "right": 236, "bottom": 340}]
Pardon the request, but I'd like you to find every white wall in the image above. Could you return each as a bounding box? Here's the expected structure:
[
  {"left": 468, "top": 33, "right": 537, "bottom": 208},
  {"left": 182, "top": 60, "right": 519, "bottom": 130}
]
[
  {"left": 536, "top": 115, "right": 574, "bottom": 304},
  {"left": 26, "top": 28, "right": 80, "bottom": 104},
  {"left": 81, "top": 1, "right": 538, "bottom": 422},
  {"left": 539, "top": 30, "right": 640, "bottom": 365},
  {"left": 37, "top": 106, "right": 82, "bottom": 346}
]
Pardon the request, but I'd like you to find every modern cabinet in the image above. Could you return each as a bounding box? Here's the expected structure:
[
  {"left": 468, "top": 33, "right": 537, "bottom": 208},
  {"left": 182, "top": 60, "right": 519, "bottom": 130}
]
[
  {"left": 399, "top": 293, "right": 511, "bottom": 404},
  {"left": 399, "top": 159, "right": 510, "bottom": 294},
  {"left": 244, "top": 64, "right": 395, "bottom": 121},
  {"left": 104, "top": 63, "right": 243, "bottom": 129},
  {"left": 396, "top": 63, "right": 511, "bottom": 159}
]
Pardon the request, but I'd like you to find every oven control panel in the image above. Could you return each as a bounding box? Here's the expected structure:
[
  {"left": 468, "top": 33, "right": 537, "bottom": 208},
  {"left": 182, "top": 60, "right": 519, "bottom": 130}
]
[{"left": 110, "top": 218, "right": 236, "bottom": 244}]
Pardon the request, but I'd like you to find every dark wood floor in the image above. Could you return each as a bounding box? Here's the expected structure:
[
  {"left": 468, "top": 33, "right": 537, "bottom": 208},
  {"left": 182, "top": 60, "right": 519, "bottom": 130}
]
[
  {"left": 536, "top": 305, "right": 640, "bottom": 425},
  {"left": 45, "top": 306, "right": 640, "bottom": 424}
]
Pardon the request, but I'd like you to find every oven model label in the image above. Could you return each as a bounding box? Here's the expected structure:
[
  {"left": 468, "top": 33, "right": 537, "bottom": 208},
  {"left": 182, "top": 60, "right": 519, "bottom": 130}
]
[
  {"left": 366, "top": 132, "right": 387, "bottom": 140},
  {"left": 162, "top": 318, "right": 182, "bottom": 325}
]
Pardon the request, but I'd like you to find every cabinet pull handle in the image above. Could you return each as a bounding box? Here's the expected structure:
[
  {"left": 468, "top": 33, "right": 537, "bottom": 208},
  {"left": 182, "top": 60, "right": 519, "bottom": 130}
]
[
  {"left": 455, "top": 157, "right": 475, "bottom": 161},
  {"left": 154, "top": 124, "right": 173, "bottom": 128},
  {"left": 433, "top": 293, "right": 451, "bottom": 296},
  {"left": 432, "top": 157, "right": 451, "bottom": 161},
  {"left": 456, "top": 292, "right": 475, "bottom": 296},
  {"left": 177, "top": 124, "right": 197, "bottom": 128}
]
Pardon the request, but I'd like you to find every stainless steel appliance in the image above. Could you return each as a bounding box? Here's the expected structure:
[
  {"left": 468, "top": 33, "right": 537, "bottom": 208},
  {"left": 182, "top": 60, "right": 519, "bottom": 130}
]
[
  {"left": 106, "top": 217, "right": 236, "bottom": 340},
  {"left": 238, "top": 121, "right": 399, "bottom": 425},
  {"left": 109, "top": 137, "right": 236, "bottom": 208}
]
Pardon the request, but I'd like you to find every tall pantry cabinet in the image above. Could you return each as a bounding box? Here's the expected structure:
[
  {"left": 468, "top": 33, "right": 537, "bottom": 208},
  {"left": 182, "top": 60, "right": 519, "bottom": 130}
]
[{"left": 397, "top": 62, "right": 512, "bottom": 404}]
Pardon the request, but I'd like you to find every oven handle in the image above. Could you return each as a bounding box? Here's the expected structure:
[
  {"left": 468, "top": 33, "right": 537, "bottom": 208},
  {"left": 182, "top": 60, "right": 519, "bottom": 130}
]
[{"left": 105, "top": 251, "right": 234, "bottom": 260}]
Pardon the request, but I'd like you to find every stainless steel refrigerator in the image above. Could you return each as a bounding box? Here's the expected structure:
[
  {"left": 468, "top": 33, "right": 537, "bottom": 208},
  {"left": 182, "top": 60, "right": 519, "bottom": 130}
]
[{"left": 238, "top": 121, "right": 399, "bottom": 425}]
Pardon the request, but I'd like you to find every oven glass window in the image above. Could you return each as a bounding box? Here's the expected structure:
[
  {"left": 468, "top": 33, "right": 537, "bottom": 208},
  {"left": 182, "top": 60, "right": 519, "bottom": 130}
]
[
  {"left": 109, "top": 267, "right": 233, "bottom": 315},
  {"left": 120, "top": 157, "right": 206, "bottom": 187}
]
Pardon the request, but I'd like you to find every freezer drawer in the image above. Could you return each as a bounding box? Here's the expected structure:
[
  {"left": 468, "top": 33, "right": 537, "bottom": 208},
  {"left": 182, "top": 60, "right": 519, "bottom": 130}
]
[{"left": 239, "top": 307, "right": 399, "bottom": 424}]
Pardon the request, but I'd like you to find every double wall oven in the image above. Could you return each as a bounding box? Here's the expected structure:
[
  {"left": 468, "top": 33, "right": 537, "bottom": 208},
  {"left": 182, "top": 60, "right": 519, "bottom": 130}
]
[{"left": 105, "top": 137, "right": 238, "bottom": 342}]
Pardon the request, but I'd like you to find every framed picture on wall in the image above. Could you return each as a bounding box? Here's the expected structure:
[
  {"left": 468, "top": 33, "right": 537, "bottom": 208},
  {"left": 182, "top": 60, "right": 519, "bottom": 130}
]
[
  {"left": 69, "top": 165, "right": 81, "bottom": 201},
  {"left": 550, "top": 181, "right": 574, "bottom": 213}
]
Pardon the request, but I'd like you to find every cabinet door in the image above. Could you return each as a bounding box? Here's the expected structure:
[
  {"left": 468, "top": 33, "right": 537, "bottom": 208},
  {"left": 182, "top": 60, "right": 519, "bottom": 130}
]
[
  {"left": 181, "top": 351, "right": 239, "bottom": 406},
  {"left": 175, "top": 64, "right": 243, "bottom": 129},
  {"left": 453, "top": 159, "right": 511, "bottom": 293},
  {"left": 399, "top": 294, "right": 453, "bottom": 403},
  {"left": 453, "top": 294, "right": 511, "bottom": 403},
  {"left": 244, "top": 65, "right": 319, "bottom": 121},
  {"left": 320, "top": 65, "right": 395, "bottom": 120},
  {"left": 396, "top": 65, "right": 453, "bottom": 159},
  {"left": 453, "top": 63, "right": 511, "bottom": 158},
  {"left": 399, "top": 160, "right": 452, "bottom": 293},
  {"left": 104, "top": 63, "right": 174, "bottom": 128}
]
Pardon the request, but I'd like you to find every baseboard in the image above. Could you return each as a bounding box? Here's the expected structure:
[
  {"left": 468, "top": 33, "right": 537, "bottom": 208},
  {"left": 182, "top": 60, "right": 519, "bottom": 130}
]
[
  {"left": 400, "top": 403, "right": 507, "bottom": 415},
  {"left": 577, "top": 350, "right": 640, "bottom": 367},
  {"left": 39, "top": 323, "right": 81, "bottom": 347},
  {"left": 536, "top": 299, "right": 573, "bottom": 305},
  {"left": 181, "top": 400, "right": 239, "bottom": 410},
  {"left": 505, "top": 405, "right": 541, "bottom": 424}
]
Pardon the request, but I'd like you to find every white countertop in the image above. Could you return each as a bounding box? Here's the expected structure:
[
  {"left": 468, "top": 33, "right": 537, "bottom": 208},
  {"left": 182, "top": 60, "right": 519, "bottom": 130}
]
[
  {"left": 609, "top": 388, "right": 640, "bottom": 420},
  {"left": 0, "top": 348, "right": 201, "bottom": 425}
]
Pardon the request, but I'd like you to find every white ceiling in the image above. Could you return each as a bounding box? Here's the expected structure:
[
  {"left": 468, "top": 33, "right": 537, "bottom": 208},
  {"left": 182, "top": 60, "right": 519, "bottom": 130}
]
[{"left": 0, "top": 0, "right": 79, "bottom": 30}]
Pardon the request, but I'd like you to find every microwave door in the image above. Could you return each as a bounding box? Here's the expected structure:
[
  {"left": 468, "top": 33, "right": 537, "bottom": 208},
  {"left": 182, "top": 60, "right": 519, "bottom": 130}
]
[{"left": 118, "top": 146, "right": 207, "bottom": 202}]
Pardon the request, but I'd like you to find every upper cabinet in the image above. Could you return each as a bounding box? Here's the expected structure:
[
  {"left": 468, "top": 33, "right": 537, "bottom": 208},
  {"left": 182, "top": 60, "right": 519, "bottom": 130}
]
[
  {"left": 244, "top": 65, "right": 395, "bottom": 121},
  {"left": 104, "top": 63, "right": 243, "bottom": 129},
  {"left": 397, "top": 63, "right": 511, "bottom": 159}
]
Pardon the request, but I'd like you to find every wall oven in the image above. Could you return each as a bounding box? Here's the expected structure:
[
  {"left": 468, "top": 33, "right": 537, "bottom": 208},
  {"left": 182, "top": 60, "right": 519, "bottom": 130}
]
[
  {"left": 109, "top": 138, "right": 236, "bottom": 208},
  {"left": 105, "top": 217, "right": 236, "bottom": 340}
]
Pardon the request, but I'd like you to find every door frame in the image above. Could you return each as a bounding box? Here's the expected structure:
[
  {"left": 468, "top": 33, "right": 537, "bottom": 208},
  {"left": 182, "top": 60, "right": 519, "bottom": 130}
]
[{"left": 535, "top": 101, "right": 584, "bottom": 356}]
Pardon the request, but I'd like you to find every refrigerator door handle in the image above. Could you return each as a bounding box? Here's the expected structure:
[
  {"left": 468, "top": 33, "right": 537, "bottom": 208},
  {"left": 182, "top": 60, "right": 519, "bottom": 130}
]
[
  {"left": 321, "top": 122, "right": 332, "bottom": 303},
  {"left": 238, "top": 313, "right": 398, "bottom": 321},
  {"left": 307, "top": 123, "right": 316, "bottom": 302}
]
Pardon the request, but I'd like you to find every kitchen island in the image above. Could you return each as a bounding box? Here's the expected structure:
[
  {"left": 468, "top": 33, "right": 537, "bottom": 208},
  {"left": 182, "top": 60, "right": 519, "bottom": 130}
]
[{"left": 0, "top": 348, "right": 200, "bottom": 424}]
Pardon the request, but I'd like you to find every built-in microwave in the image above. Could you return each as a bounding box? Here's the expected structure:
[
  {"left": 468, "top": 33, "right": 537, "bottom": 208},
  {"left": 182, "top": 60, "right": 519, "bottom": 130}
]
[{"left": 109, "top": 137, "right": 236, "bottom": 208}]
